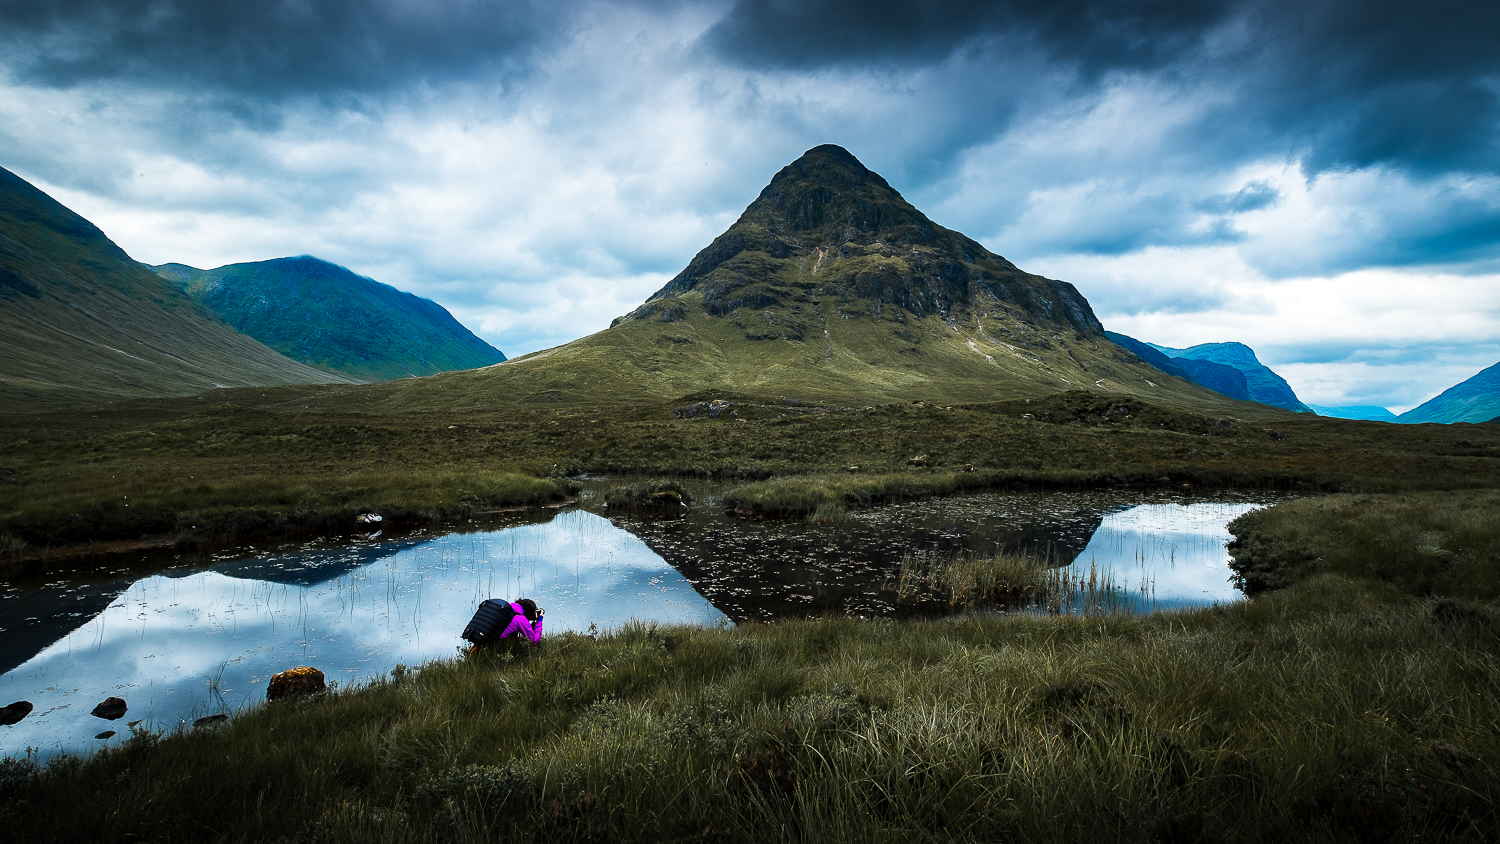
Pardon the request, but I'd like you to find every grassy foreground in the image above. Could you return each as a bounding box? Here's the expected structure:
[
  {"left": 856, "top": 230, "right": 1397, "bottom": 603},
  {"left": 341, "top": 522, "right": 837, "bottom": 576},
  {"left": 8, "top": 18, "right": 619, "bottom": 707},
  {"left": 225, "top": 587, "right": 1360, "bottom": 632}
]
[{"left": 2, "top": 580, "right": 1496, "bottom": 843}]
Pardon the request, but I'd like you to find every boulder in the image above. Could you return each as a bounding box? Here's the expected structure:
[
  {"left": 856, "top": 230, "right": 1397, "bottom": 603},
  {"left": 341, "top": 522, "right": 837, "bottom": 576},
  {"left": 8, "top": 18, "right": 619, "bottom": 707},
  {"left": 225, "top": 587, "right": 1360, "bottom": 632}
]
[
  {"left": 0, "top": 700, "right": 33, "bottom": 725},
  {"left": 90, "top": 696, "right": 128, "bottom": 720},
  {"left": 94, "top": 731, "right": 116, "bottom": 740},
  {"left": 672, "top": 399, "right": 734, "bottom": 419},
  {"left": 194, "top": 714, "right": 229, "bottom": 728},
  {"left": 267, "top": 666, "right": 326, "bottom": 701}
]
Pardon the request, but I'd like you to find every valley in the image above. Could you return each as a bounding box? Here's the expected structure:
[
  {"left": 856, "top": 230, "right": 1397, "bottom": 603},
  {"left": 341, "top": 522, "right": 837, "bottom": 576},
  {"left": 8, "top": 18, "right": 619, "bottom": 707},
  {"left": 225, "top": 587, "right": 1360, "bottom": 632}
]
[{"left": 2, "top": 145, "right": 1498, "bottom": 843}]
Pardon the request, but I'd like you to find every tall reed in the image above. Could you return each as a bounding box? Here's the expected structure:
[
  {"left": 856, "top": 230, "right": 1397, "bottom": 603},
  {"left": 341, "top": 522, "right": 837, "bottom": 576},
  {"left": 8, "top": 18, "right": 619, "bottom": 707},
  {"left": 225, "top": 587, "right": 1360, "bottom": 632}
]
[{"left": 890, "top": 549, "right": 1134, "bottom": 615}]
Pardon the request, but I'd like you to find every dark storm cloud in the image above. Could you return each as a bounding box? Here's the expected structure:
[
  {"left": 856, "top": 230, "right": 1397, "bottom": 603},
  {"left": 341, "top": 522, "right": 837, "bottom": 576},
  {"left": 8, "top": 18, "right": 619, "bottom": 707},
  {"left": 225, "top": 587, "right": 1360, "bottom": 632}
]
[
  {"left": 704, "top": 0, "right": 1232, "bottom": 75},
  {"left": 0, "top": 0, "right": 566, "bottom": 97},
  {"left": 705, "top": 0, "right": 1500, "bottom": 178}
]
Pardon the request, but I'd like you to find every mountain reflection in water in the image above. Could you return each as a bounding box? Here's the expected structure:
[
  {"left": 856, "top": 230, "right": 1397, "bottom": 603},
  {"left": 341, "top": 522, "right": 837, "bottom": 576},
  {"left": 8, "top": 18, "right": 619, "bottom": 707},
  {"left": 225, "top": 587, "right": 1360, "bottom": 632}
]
[{"left": 0, "top": 509, "right": 724, "bottom": 759}]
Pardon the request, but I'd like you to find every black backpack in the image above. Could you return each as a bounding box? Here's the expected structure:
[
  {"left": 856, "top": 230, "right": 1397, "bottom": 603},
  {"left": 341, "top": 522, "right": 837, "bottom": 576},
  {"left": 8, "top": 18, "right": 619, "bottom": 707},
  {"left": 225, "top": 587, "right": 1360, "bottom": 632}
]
[{"left": 462, "top": 599, "right": 518, "bottom": 645}]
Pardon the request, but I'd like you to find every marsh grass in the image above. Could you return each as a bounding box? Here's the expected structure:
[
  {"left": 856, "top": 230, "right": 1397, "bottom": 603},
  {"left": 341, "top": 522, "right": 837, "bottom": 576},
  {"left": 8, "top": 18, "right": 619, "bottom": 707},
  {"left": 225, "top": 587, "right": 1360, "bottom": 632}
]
[
  {"left": 4, "top": 390, "right": 1500, "bottom": 569},
  {"left": 602, "top": 479, "right": 693, "bottom": 516},
  {"left": 722, "top": 471, "right": 997, "bottom": 517},
  {"left": 0, "top": 469, "right": 573, "bottom": 558},
  {"left": 0, "top": 531, "right": 26, "bottom": 559},
  {"left": 2, "top": 585, "right": 1496, "bottom": 842},
  {"left": 1229, "top": 489, "right": 1500, "bottom": 599},
  {"left": 891, "top": 549, "right": 1135, "bottom": 615}
]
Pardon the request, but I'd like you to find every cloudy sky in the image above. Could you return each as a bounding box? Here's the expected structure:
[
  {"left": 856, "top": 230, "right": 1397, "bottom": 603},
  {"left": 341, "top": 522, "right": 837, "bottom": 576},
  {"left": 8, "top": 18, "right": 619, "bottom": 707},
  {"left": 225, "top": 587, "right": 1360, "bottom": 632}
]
[{"left": 2, "top": 0, "right": 1497, "bottom": 411}]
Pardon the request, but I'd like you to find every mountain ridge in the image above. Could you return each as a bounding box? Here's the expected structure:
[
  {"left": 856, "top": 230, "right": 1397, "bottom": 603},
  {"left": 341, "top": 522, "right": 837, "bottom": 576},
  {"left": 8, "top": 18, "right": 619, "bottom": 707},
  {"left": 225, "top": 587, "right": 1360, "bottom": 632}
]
[
  {"left": 1105, "top": 332, "right": 1253, "bottom": 402},
  {"left": 155, "top": 256, "right": 507, "bottom": 381},
  {"left": 1398, "top": 362, "right": 1500, "bottom": 424},
  {"left": 1145, "top": 341, "right": 1312, "bottom": 413},
  {"left": 330, "top": 145, "right": 1273, "bottom": 416},
  {"left": 0, "top": 165, "right": 351, "bottom": 412}
]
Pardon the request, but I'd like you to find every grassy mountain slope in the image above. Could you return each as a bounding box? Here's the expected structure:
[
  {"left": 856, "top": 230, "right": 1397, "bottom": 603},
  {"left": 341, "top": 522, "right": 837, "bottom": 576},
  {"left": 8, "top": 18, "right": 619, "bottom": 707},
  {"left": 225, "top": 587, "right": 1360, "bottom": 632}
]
[
  {"left": 348, "top": 146, "right": 1267, "bottom": 414},
  {"left": 155, "top": 256, "right": 506, "bottom": 381},
  {"left": 1399, "top": 361, "right": 1500, "bottom": 423},
  {"left": 0, "top": 166, "right": 351, "bottom": 412},
  {"left": 1148, "top": 341, "right": 1312, "bottom": 412}
]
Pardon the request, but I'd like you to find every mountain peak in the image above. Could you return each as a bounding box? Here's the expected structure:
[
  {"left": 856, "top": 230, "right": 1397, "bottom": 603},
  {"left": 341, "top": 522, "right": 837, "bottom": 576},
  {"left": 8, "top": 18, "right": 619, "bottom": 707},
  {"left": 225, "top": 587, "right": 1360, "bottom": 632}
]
[
  {"left": 640, "top": 145, "right": 1093, "bottom": 338},
  {"left": 746, "top": 144, "right": 929, "bottom": 245}
]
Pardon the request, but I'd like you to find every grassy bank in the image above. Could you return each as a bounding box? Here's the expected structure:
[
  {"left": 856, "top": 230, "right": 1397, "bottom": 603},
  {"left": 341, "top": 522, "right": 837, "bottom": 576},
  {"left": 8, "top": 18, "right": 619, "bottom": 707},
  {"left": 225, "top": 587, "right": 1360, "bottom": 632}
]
[
  {"left": 1228, "top": 490, "right": 1500, "bottom": 599},
  {"left": 721, "top": 471, "right": 997, "bottom": 517},
  {"left": 2, "top": 580, "right": 1496, "bottom": 843},
  {"left": 0, "top": 468, "right": 573, "bottom": 574}
]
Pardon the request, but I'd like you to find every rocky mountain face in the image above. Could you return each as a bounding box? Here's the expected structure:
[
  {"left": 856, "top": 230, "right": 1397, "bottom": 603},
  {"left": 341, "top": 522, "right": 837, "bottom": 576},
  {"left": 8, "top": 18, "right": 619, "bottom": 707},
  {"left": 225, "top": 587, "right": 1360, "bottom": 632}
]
[
  {"left": 1398, "top": 362, "right": 1500, "bottom": 424},
  {"left": 156, "top": 257, "right": 506, "bottom": 382},
  {"left": 0, "top": 166, "right": 349, "bottom": 412},
  {"left": 410, "top": 144, "right": 1244, "bottom": 411},
  {"left": 629, "top": 144, "right": 1103, "bottom": 339},
  {"left": 1145, "top": 341, "right": 1311, "bottom": 413}
]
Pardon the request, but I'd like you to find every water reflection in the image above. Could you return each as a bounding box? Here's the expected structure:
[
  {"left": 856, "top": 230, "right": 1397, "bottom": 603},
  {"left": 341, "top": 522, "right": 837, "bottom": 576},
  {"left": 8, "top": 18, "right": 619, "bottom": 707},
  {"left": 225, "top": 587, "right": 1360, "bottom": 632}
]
[
  {"left": 1055, "top": 501, "right": 1265, "bottom": 612},
  {"left": 1, "top": 488, "right": 1285, "bottom": 760},
  {"left": 0, "top": 510, "right": 724, "bottom": 759},
  {"left": 606, "top": 489, "right": 1276, "bottom": 621}
]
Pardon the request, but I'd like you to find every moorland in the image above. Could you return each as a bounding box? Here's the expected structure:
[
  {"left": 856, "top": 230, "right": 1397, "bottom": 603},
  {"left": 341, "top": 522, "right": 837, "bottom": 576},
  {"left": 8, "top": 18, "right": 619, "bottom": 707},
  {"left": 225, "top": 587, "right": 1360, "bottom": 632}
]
[{"left": 2, "top": 145, "right": 1498, "bottom": 842}]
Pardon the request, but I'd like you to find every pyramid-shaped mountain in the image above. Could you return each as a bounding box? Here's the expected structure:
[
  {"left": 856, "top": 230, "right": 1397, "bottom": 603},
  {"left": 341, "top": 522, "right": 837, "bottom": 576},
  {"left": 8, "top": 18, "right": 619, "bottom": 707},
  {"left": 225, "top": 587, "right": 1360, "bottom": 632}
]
[
  {"left": 375, "top": 145, "right": 1256, "bottom": 410},
  {"left": 0, "top": 166, "right": 350, "bottom": 412},
  {"left": 155, "top": 256, "right": 506, "bottom": 381}
]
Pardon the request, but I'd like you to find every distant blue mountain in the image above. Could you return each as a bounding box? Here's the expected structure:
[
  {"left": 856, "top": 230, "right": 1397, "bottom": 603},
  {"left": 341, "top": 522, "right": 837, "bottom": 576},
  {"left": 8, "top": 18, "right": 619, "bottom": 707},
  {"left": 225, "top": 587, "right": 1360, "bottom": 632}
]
[
  {"left": 1104, "top": 332, "right": 1191, "bottom": 379},
  {"left": 1106, "top": 332, "right": 1254, "bottom": 403},
  {"left": 1397, "top": 361, "right": 1500, "bottom": 424},
  {"left": 1309, "top": 405, "right": 1397, "bottom": 422},
  {"left": 1144, "top": 341, "right": 1312, "bottom": 413}
]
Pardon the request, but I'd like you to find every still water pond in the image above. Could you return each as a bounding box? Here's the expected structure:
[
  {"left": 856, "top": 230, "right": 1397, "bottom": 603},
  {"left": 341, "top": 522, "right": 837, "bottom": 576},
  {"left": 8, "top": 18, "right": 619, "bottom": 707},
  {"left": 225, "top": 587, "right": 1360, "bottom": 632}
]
[{"left": 0, "top": 488, "right": 1279, "bottom": 758}]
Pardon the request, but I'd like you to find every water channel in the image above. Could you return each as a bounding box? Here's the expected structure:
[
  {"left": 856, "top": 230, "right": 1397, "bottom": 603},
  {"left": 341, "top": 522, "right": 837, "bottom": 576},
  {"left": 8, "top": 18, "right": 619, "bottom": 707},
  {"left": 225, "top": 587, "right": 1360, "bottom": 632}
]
[{"left": 0, "top": 484, "right": 1285, "bottom": 758}]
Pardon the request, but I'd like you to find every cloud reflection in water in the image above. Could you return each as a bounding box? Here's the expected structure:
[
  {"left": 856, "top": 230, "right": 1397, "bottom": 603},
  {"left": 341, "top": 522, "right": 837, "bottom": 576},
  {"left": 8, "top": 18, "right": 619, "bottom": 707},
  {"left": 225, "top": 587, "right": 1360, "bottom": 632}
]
[
  {"left": 0, "top": 509, "right": 725, "bottom": 758},
  {"left": 1064, "top": 501, "right": 1262, "bottom": 610}
]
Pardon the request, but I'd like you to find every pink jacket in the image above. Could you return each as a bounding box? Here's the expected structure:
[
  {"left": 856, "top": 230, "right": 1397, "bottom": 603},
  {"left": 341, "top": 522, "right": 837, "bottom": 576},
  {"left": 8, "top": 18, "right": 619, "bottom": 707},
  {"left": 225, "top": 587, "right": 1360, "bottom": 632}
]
[{"left": 499, "top": 603, "right": 542, "bottom": 643}]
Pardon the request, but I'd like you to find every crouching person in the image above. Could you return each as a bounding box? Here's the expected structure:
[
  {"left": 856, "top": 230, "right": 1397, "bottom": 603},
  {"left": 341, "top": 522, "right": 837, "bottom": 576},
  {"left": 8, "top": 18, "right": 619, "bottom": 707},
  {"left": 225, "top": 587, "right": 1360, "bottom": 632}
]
[{"left": 462, "top": 597, "right": 544, "bottom": 655}]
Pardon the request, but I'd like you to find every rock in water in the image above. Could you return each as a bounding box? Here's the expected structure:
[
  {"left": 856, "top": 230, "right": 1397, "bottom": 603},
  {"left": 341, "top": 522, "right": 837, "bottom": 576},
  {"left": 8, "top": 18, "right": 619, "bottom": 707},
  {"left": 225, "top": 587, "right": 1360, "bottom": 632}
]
[
  {"left": 94, "top": 731, "right": 116, "bottom": 740},
  {"left": 0, "top": 700, "right": 33, "bottom": 725},
  {"left": 91, "top": 696, "right": 128, "bottom": 720},
  {"left": 267, "top": 666, "right": 326, "bottom": 701},
  {"left": 194, "top": 714, "right": 229, "bottom": 728}
]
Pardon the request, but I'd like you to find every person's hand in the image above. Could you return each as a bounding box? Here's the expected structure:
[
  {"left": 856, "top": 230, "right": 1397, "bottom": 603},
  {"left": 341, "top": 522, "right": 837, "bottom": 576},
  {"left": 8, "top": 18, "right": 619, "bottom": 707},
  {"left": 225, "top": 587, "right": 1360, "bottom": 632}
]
[{"left": 538, "top": 608, "right": 545, "bottom": 617}]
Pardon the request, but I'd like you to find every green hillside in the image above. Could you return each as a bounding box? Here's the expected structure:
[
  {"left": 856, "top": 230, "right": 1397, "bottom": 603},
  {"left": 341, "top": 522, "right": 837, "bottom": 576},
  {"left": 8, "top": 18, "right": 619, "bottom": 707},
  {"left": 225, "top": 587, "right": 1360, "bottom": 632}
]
[
  {"left": 0, "top": 166, "right": 351, "bottom": 412},
  {"left": 332, "top": 145, "right": 1271, "bottom": 415},
  {"left": 1399, "top": 361, "right": 1500, "bottom": 423},
  {"left": 156, "top": 257, "right": 506, "bottom": 381}
]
